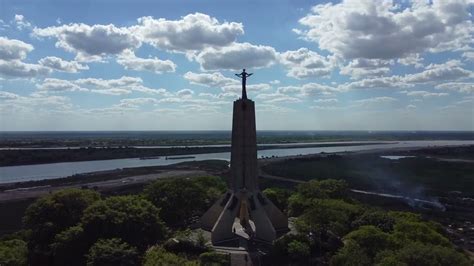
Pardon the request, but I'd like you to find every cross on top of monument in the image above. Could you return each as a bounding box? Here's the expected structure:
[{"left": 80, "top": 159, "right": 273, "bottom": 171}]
[{"left": 235, "top": 69, "right": 253, "bottom": 100}]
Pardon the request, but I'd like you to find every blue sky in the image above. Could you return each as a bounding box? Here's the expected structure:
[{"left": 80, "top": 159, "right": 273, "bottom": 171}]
[{"left": 0, "top": 0, "right": 473, "bottom": 130}]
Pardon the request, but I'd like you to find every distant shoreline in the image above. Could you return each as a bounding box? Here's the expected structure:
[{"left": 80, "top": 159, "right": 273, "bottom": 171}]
[{"left": 0, "top": 141, "right": 388, "bottom": 167}]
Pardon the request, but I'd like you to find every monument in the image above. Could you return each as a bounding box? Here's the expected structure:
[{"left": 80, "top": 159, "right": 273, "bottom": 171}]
[{"left": 200, "top": 69, "right": 288, "bottom": 245}]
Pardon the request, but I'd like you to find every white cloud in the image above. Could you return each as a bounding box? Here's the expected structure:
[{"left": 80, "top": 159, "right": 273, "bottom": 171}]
[
  {"left": 75, "top": 76, "right": 168, "bottom": 95},
  {"left": 341, "top": 75, "right": 410, "bottom": 90},
  {"left": 36, "top": 78, "right": 88, "bottom": 92},
  {"left": 401, "top": 90, "right": 449, "bottom": 98},
  {"left": 194, "top": 42, "right": 278, "bottom": 71},
  {"left": 353, "top": 96, "right": 397, "bottom": 105},
  {"left": 0, "top": 37, "right": 51, "bottom": 78},
  {"left": 279, "top": 48, "right": 333, "bottom": 79},
  {"left": 0, "top": 93, "right": 73, "bottom": 113},
  {"left": 116, "top": 50, "right": 176, "bottom": 74},
  {"left": 38, "top": 56, "right": 89, "bottom": 73},
  {"left": 0, "top": 59, "right": 50, "bottom": 78},
  {"left": 0, "top": 37, "right": 33, "bottom": 60},
  {"left": 462, "top": 51, "right": 474, "bottom": 62},
  {"left": 341, "top": 59, "right": 472, "bottom": 90},
  {"left": 296, "top": 0, "right": 473, "bottom": 61},
  {"left": 14, "top": 14, "right": 32, "bottom": 30},
  {"left": 403, "top": 60, "right": 472, "bottom": 83},
  {"left": 118, "top": 97, "right": 158, "bottom": 108},
  {"left": 256, "top": 92, "right": 302, "bottom": 103},
  {"left": 436, "top": 82, "right": 474, "bottom": 93},
  {"left": 184, "top": 71, "right": 238, "bottom": 87},
  {"left": 397, "top": 54, "right": 424, "bottom": 68},
  {"left": 132, "top": 13, "right": 243, "bottom": 52},
  {"left": 35, "top": 76, "right": 170, "bottom": 96},
  {"left": 314, "top": 98, "right": 338, "bottom": 103},
  {"left": 340, "top": 58, "right": 392, "bottom": 79},
  {"left": 222, "top": 83, "right": 271, "bottom": 93},
  {"left": 176, "top": 89, "right": 194, "bottom": 98},
  {"left": 33, "top": 23, "right": 140, "bottom": 61},
  {"left": 198, "top": 92, "right": 239, "bottom": 99},
  {"left": 278, "top": 83, "right": 343, "bottom": 97},
  {"left": 0, "top": 91, "right": 20, "bottom": 100}
]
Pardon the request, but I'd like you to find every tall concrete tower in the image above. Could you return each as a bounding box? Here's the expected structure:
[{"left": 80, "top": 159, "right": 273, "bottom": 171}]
[{"left": 200, "top": 69, "right": 288, "bottom": 245}]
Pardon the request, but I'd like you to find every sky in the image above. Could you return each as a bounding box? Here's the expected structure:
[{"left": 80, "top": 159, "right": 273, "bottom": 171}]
[{"left": 0, "top": 0, "right": 473, "bottom": 131}]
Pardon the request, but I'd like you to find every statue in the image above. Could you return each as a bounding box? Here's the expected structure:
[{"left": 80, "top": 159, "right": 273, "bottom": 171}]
[{"left": 235, "top": 69, "right": 253, "bottom": 99}]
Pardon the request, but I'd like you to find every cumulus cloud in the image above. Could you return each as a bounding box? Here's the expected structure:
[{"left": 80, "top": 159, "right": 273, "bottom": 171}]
[
  {"left": 222, "top": 83, "right": 271, "bottom": 94},
  {"left": 38, "top": 56, "right": 89, "bottom": 73},
  {"left": 256, "top": 92, "right": 302, "bottom": 103},
  {"left": 118, "top": 98, "right": 157, "bottom": 108},
  {"left": 279, "top": 48, "right": 333, "bottom": 79},
  {"left": 0, "top": 91, "right": 20, "bottom": 100},
  {"left": 33, "top": 23, "right": 140, "bottom": 61},
  {"left": 75, "top": 76, "right": 169, "bottom": 95},
  {"left": 462, "top": 51, "right": 474, "bottom": 62},
  {"left": 397, "top": 54, "right": 424, "bottom": 68},
  {"left": 176, "top": 89, "right": 194, "bottom": 98},
  {"left": 278, "top": 83, "right": 343, "bottom": 97},
  {"left": 36, "top": 78, "right": 88, "bottom": 93},
  {"left": 116, "top": 50, "right": 176, "bottom": 74},
  {"left": 194, "top": 42, "right": 278, "bottom": 70},
  {"left": 341, "top": 75, "right": 410, "bottom": 90},
  {"left": 435, "top": 82, "right": 474, "bottom": 93},
  {"left": 184, "top": 71, "right": 238, "bottom": 87},
  {"left": 353, "top": 96, "right": 397, "bottom": 105},
  {"left": 340, "top": 58, "right": 393, "bottom": 79},
  {"left": 132, "top": 13, "right": 243, "bottom": 52},
  {"left": 0, "top": 37, "right": 34, "bottom": 60},
  {"left": 403, "top": 60, "right": 472, "bottom": 83},
  {"left": 14, "top": 14, "right": 32, "bottom": 30},
  {"left": 0, "top": 93, "right": 73, "bottom": 114},
  {"left": 341, "top": 59, "right": 473, "bottom": 90},
  {"left": 0, "top": 59, "right": 50, "bottom": 78},
  {"left": 401, "top": 90, "right": 449, "bottom": 98},
  {"left": 314, "top": 98, "right": 338, "bottom": 103},
  {"left": 36, "top": 76, "right": 169, "bottom": 96},
  {"left": 0, "top": 37, "right": 51, "bottom": 78},
  {"left": 296, "top": 0, "right": 474, "bottom": 61}
]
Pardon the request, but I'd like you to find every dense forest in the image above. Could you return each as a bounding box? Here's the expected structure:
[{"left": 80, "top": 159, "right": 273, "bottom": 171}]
[{"left": 0, "top": 177, "right": 471, "bottom": 265}]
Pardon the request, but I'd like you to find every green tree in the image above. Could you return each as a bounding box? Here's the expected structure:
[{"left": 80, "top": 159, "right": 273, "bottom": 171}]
[
  {"left": 330, "top": 241, "right": 371, "bottom": 266},
  {"left": 287, "top": 240, "right": 310, "bottom": 260},
  {"left": 375, "top": 242, "right": 470, "bottom": 266},
  {"left": 81, "top": 195, "right": 168, "bottom": 249},
  {"left": 390, "top": 221, "right": 451, "bottom": 247},
  {"left": 22, "top": 189, "right": 100, "bottom": 265},
  {"left": 351, "top": 210, "right": 395, "bottom": 232},
  {"left": 296, "top": 199, "right": 362, "bottom": 237},
  {"left": 85, "top": 238, "right": 139, "bottom": 266},
  {"left": 143, "top": 246, "right": 198, "bottom": 266},
  {"left": 263, "top": 187, "right": 292, "bottom": 212},
  {"left": 343, "top": 226, "right": 392, "bottom": 258},
  {"left": 199, "top": 251, "right": 230, "bottom": 266},
  {"left": 143, "top": 176, "right": 225, "bottom": 226},
  {"left": 50, "top": 226, "right": 88, "bottom": 266},
  {"left": 288, "top": 179, "right": 350, "bottom": 216},
  {"left": 0, "top": 239, "right": 28, "bottom": 266}
]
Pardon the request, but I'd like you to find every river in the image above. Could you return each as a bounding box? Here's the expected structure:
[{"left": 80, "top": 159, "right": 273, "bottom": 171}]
[{"left": 0, "top": 140, "right": 472, "bottom": 183}]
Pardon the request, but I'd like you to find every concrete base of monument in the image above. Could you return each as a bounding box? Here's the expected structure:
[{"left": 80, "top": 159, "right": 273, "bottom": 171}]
[{"left": 199, "top": 189, "right": 289, "bottom": 246}]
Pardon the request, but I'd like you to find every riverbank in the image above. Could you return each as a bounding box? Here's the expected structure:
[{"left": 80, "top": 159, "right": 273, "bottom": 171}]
[{"left": 0, "top": 141, "right": 387, "bottom": 166}]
